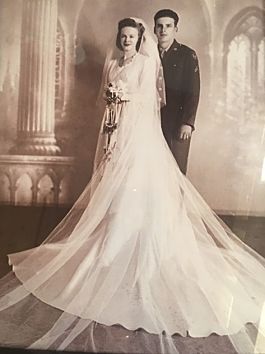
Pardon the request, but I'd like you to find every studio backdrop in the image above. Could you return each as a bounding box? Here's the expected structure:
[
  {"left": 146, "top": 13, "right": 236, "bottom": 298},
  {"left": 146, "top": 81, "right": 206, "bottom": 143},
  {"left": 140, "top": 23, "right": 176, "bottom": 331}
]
[{"left": 0, "top": 0, "right": 264, "bottom": 216}]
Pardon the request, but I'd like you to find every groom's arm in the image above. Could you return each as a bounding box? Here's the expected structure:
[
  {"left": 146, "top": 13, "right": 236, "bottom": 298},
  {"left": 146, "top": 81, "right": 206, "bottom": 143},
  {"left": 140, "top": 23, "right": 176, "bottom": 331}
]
[{"left": 181, "top": 49, "right": 200, "bottom": 131}]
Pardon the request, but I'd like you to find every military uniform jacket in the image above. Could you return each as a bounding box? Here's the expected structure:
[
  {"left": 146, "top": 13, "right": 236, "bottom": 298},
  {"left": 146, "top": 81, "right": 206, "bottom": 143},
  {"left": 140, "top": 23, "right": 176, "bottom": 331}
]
[{"left": 160, "top": 39, "right": 200, "bottom": 134}]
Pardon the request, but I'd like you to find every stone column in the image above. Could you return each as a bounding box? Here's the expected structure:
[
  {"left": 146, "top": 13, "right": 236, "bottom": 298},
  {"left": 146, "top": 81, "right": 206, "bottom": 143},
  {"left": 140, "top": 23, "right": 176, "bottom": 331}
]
[
  {"left": 11, "top": 0, "right": 61, "bottom": 155},
  {"left": 61, "top": 32, "right": 76, "bottom": 121}
]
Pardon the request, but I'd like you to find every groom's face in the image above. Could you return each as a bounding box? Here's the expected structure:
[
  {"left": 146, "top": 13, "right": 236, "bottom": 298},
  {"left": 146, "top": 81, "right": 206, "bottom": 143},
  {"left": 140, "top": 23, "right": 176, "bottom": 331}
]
[{"left": 154, "top": 17, "right": 177, "bottom": 47}]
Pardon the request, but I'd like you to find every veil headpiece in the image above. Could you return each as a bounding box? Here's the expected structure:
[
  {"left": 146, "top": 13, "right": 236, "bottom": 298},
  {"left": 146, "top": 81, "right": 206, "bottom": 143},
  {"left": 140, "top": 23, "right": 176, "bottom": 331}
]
[{"left": 97, "top": 17, "right": 166, "bottom": 106}]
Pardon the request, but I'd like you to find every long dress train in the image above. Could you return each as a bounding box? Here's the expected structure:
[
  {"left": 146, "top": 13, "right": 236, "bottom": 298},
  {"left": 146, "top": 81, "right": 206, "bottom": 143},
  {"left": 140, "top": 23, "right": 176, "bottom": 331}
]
[{"left": 0, "top": 52, "right": 265, "bottom": 354}]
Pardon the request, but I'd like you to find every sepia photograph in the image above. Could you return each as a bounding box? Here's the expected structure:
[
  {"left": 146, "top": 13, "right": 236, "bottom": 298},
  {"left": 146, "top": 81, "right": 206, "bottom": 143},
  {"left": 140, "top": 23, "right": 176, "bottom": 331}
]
[{"left": 0, "top": 1, "right": 265, "bottom": 353}]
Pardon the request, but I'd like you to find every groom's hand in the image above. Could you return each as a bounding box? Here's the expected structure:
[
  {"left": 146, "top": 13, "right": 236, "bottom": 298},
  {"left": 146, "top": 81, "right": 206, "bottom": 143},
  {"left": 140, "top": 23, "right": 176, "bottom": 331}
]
[{"left": 178, "top": 124, "right": 192, "bottom": 140}]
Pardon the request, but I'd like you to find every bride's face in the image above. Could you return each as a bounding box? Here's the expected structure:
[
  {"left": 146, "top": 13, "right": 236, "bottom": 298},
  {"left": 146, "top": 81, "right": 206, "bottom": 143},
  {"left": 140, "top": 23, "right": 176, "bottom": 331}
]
[{"left": 120, "top": 26, "right": 139, "bottom": 53}]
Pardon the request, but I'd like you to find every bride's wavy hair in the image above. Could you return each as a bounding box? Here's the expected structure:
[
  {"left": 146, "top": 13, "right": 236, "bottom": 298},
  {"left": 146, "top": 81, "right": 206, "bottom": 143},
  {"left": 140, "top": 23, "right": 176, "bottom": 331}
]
[{"left": 116, "top": 18, "right": 145, "bottom": 52}]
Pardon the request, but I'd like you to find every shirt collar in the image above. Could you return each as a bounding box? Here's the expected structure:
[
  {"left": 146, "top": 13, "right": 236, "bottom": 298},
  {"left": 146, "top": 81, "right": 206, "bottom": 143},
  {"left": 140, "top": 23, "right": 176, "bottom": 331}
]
[{"left": 159, "top": 39, "right": 175, "bottom": 54}]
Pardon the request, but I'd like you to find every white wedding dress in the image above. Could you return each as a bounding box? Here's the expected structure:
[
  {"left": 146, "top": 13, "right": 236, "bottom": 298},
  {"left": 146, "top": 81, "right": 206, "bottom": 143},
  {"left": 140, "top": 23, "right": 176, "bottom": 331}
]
[{"left": 0, "top": 48, "right": 265, "bottom": 354}]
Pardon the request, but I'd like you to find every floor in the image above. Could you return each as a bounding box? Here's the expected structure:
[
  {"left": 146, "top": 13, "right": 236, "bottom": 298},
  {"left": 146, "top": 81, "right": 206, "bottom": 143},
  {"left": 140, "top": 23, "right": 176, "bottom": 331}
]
[{"left": 0, "top": 205, "right": 264, "bottom": 354}]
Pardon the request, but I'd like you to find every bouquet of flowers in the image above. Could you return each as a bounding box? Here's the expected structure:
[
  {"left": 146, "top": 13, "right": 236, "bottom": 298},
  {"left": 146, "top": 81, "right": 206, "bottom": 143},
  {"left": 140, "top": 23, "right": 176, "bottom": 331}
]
[
  {"left": 104, "top": 83, "right": 124, "bottom": 105},
  {"left": 103, "top": 82, "right": 128, "bottom": 153}
]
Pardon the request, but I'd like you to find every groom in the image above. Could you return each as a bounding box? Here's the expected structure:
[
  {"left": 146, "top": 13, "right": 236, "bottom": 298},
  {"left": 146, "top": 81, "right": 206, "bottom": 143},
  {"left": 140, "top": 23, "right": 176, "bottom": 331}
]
[{"left": 154, "top": 9, "right": 200, "bottom": 175}]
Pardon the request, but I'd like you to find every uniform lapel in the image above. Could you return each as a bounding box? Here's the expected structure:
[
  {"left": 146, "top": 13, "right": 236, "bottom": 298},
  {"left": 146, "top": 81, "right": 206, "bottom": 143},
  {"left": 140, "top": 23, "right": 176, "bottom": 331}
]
[
  {"left": 166, "top": 39, "right": 180, "bottom": 60},
  {"left": 159, "top": 39, "right": 180, "bottom": 65}
]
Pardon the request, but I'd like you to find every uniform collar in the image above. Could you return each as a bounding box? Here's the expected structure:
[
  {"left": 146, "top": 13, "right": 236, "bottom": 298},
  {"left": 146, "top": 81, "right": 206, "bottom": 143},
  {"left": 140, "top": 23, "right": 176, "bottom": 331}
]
[
  {"left": 168, "top": 39, "right": 180, "bottom": 52},
  {"left": 158, "top": 39, "right": 180, "bottom": 55}
]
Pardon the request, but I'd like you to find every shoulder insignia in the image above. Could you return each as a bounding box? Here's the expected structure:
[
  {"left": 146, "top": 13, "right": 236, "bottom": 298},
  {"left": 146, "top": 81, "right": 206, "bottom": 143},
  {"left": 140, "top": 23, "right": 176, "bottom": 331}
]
[{"left": 192, "top": 52, "right": 197, "bottom": 60}]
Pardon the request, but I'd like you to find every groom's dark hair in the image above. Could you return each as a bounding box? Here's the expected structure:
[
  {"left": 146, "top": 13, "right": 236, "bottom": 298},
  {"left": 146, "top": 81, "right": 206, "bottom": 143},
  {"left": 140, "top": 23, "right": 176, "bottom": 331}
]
[{"left": 154, "top": 9, "right": 179, "bottom": 26}]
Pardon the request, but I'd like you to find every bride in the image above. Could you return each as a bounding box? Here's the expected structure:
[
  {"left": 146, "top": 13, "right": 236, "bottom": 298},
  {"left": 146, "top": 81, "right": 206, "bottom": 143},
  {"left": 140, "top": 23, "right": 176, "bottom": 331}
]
[{"left": 0, "top": 17, "right": 265, "bottom": 354}]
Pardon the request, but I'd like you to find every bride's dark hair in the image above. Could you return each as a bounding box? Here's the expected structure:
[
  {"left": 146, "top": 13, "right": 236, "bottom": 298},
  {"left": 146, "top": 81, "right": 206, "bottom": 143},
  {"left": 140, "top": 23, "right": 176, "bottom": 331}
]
[{"left": 116, "top": 18, "right": 145, "bottom": 52}]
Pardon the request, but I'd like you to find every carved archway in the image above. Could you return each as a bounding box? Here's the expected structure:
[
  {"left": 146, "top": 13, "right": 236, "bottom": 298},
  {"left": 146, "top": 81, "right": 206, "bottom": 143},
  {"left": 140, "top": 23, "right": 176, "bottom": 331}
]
[
  {"left": 224, "top": 7, "right": 265, "bottom": 45},
  {"left": 223, "top": 7, "right": 265, "bottom": 101}
]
